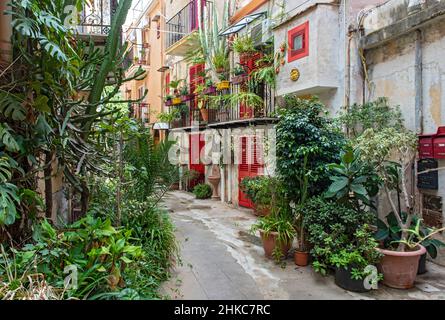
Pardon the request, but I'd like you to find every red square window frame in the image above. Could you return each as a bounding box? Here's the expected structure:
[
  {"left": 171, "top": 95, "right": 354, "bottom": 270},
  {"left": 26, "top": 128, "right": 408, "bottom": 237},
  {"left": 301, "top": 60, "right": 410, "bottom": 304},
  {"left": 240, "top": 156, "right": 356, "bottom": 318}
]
[{"left": 288, "top": 21, "right": 309, "bottom": 62}]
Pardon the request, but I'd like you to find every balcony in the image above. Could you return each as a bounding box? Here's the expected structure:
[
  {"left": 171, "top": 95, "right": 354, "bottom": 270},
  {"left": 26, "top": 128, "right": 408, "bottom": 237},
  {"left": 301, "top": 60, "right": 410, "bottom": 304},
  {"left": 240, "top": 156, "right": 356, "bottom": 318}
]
[
  {"left": 208, "top": 83, "right": 276, "bottom": 127},
  {"left": 169, "top": 82, "right": 276, "bottom": 130},
  {"left": 165, "top": 0, "right": 210, "bottom": 56},
  {"left": 170, "top": 106, "right": 203, "bottom": 130},
  {"left": 130, "top": 102, "right": 150, "bottom": 123},
  {"left": 76, "top": 0, "right": 118, "bottom": 45}
]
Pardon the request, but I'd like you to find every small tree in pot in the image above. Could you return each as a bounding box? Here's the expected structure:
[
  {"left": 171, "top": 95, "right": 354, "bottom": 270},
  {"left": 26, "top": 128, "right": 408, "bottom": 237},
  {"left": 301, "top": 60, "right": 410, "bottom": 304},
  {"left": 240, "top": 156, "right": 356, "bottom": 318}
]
[{"left": 356, "top": 127, "right": 435, "bottom": 288}]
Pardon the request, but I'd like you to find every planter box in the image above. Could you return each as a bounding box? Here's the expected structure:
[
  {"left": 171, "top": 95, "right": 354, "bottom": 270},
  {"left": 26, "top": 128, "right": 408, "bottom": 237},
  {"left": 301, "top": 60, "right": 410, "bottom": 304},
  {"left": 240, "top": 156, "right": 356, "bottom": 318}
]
[
  {"left": 216, "top": 81, "right": 230, "bottom": 91},
  {"left": 203, "top": 86, "right": 217, "bottom": 95},
  {"left": 172, "top": 97, "right": 182, "bottom": 105},
  {"left": 232, "top": 74, "right": 248, "bottom": 85},
  {"left": 181, "top": 94, "right": 194, "bottom": 102}
]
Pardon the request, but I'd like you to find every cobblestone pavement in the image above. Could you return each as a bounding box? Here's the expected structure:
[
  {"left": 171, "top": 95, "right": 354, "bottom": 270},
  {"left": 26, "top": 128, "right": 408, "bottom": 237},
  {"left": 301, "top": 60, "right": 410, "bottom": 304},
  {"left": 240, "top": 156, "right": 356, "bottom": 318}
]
[{"left": 161, "top": 191, "right": 445, "bottom": 300}]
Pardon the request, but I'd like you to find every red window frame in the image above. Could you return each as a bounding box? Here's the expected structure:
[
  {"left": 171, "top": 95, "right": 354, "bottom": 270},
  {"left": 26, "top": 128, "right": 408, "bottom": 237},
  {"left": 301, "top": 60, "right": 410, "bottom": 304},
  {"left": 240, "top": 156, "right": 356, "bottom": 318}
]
[{"left": 288, "top": 21, "right": 309, "bottom": 62}]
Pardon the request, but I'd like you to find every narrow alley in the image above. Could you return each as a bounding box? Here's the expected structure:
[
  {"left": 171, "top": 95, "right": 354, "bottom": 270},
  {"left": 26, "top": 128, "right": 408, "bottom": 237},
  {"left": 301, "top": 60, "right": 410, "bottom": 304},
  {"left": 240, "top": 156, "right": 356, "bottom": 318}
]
[{"left": 162, "top": 192, "right": 445, "bottom": 300}]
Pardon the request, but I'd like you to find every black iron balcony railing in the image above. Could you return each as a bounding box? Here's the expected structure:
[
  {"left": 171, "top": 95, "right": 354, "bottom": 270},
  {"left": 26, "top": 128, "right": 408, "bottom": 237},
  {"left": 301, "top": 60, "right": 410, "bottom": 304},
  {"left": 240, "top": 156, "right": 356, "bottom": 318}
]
[
  {"left": 77, "top": 0, "right": 118, "bottom": 36},
  {"left": 171, "top": 106, "right": 202, "bottom": 129},
  {"left": 165, "top": 0, "right": 209, "bottom": 49},
  {"left": 208, "top": 83, "right": 275, "bottom": 125},
  {"left": 130, "top": 102, "right": 149, "bottom": 123}
]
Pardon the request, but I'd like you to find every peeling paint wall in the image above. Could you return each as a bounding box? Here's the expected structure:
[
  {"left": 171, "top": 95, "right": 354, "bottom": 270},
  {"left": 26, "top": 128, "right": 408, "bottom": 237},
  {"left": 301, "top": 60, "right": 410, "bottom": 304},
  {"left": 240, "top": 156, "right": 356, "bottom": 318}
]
[{"left": 362, "top": 4, "right": 445, "bottom": 265}]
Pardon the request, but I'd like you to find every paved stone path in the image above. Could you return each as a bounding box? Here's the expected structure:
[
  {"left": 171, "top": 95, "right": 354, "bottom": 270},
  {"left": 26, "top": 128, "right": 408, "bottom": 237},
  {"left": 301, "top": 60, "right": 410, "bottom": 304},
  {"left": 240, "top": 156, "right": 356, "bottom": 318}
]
[{"left": 161, "top": 191, "right": 445, "bottom": 300}]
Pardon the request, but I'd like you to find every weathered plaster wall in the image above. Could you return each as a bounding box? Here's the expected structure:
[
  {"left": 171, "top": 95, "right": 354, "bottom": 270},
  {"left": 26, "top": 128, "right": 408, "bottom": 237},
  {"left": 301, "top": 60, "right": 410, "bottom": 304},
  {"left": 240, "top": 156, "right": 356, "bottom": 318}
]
[
  {"left": 273, "top": 5, "right": 342, "bottom": 112},
  {"left": 363, "top": 9, "right": 445, "bottom": 265}
]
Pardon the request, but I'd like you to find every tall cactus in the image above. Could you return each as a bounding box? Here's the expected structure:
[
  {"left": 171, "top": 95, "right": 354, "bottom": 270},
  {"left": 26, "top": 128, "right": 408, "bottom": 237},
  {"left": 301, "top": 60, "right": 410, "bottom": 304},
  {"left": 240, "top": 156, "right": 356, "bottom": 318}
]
[
  {"left": 197, "top": 0, "right": 230, "bottom": 79},
  {"left": 86, "top": 0, "right": 133, "bottom": 117}
]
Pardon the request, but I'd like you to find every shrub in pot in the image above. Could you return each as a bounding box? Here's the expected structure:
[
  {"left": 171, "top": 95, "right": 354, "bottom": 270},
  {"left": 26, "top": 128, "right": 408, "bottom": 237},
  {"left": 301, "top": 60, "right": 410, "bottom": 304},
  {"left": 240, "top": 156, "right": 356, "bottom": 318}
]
[
  {"left": 251, "top": 209, "right": 295, "bottom": 261},
  {"left": 356, "top": 127, "right": 438, "bottom": 289},
  {"left": 376, "top": 213, "right": 445, "bottom": 275},
  {"left": 329, "top": 225, "right": 383, "bottom": 292},
  {"left": 302, "top": 197, "right": 376, "bottom": 274},
  {"left": 193, "top": 183, "right": 212, "bottom": 200},
  {"left": 240, "top": 176, "right": 279, "bottom": 216}
]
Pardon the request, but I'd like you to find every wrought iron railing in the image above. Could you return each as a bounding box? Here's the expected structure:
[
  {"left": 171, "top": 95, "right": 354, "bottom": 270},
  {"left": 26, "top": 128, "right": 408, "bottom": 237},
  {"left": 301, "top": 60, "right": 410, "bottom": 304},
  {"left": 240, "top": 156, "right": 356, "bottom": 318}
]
[
  {"left": 208, "top": 83, "right": 275, "bottom": 125},
  {"left": 77, "top": 0, "right": 118, "bottom": 36},
  {"left": 165, "top": 0, "right": 209, "bottom": 49}
]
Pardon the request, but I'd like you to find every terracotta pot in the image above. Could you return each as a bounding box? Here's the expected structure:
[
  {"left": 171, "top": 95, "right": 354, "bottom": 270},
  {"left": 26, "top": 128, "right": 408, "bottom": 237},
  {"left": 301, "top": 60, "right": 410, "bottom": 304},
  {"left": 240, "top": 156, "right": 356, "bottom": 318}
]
[
  {"left": 259, "top": 230, "right": 291, "bottom": 259},
  {"left": 377, "top": 245, "right": 426, "bottom": 289},
  {"left": 200, "top": 108, "right": 209, "bottom": 122},
  {"left": 294, "top": 250, "right": 309, "bottom": 266}
]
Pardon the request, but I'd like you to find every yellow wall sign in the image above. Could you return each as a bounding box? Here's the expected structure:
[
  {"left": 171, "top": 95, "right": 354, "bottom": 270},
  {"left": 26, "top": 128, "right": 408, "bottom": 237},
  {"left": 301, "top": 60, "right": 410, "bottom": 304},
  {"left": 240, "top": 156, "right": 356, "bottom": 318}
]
[{"left": 290, "top": 68, "right": 300, "bottom": 81}]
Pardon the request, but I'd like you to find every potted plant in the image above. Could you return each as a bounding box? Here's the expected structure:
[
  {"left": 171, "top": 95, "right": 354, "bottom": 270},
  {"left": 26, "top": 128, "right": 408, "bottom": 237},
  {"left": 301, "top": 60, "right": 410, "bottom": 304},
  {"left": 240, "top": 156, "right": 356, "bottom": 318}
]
[
  {"left": 240, "top": 176, "right": 275, "bottom": 217},
  {"left": 180, "top": 86, "right": 193, "bottom": 102},
  {"left": 232, "top": 64, "right": 248, "bottom": 84},
  {"left": 376, "top": 214, "right": 445, "bottom": 275},
  {"left": 203, "top": 79, "right": 216, "bottom": 95},
  {"left": 193, "top": 183, "right": 212, "bottom": 199},
  {"left": 356, "top": 127, "right": 433, "bottom": 289},
  {"left": 232, "top": 35, "right": 257, "bottom": 61},
  {"left": 330, "top": 225, "right": 383, "bottom": 292},
  {"left": 251, "top": 212, "right": 295, "bottom": 261},
  {"left": 212, "top": 51, "right": 228, "bottom": 75},
  {"left": 164, "top": 94, "right": 173, "bottom": 106},
  {"left": 216, "top": 73, "right": 230, "bottom": 91},
  {"left": 194, "top": 84, "right": 209, "bottom": 122}
]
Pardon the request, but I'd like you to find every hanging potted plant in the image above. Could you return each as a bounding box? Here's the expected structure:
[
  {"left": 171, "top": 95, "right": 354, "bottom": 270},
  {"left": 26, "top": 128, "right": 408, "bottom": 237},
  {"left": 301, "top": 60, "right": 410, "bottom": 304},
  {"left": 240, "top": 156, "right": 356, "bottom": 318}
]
[
  {"left": 216, "top": 73, "right": 230, "bottom": 91},
  {"left": 212, "top": 51, "right": 229, "bottom": 75},
  {"left": 164, "top": 94, "right": 173, "bottom": 106},
  {"left": 202, "top": 79, "right": 216, "bottom": 95},
  {"left": 169, "top": 79, "right": 184, "bottom": 105},
  {"left": 232, "top": 34, "right": 258, "bottom": 61},
  {"left": 232, "top": 64, "right": 248, "bottom": 85},
  {"left": 180, "top": 86, "right": 193, "bottom": 102}
]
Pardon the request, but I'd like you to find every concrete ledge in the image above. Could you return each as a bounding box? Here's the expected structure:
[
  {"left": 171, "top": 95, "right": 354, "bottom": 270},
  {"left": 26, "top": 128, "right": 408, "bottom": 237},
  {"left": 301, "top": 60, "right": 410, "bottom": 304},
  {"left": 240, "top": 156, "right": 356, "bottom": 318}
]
[{"left": 360, "top": 1, "right": 445, "bottom": 49}]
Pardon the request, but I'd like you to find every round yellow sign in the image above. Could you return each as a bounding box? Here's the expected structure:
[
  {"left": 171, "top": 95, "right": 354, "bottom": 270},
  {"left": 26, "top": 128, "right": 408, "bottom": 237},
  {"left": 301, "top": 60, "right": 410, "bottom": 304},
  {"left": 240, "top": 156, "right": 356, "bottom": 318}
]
[{"left": 290, "top": 68, "right": 300, "bottom": 82}]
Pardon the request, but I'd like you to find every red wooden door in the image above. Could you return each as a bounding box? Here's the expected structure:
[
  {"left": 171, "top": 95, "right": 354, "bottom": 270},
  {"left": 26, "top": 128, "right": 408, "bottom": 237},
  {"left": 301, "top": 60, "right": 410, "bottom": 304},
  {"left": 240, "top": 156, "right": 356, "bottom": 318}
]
[
  {"left": 189, "top": 133, "right": 205, "bottom": 189},
  {"left": 238, "top": 136, "right": 263, "bottom": 208},
  {"left": 191, "top": 0, "right": 205, "bottom": 32}
]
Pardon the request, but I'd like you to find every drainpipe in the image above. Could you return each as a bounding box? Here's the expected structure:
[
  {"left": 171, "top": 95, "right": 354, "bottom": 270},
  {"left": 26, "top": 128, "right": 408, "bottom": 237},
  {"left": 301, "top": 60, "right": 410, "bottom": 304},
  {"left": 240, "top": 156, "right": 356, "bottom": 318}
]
[{"left": 414, "top": 29, "right": 423, "bottom": 134}]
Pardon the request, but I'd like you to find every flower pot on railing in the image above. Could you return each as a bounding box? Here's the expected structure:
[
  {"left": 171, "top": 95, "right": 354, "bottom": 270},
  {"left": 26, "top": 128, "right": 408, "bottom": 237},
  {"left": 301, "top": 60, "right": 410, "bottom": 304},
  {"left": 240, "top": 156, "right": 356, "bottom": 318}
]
[
  {"left": 203, "top": 86, "right": 217, "bottom": 95},
  {"left": 172, "top": 97, "right": 182, "bottom": 105},
  {"left": 165, "top": 99, "right": 173, "bottom": 106},
  {"left": 200, "top": 108, "right": 209, "bottom": 122},
  {"left": 216, "top": 81, "right": 230, "bottom": 91},
  {"left": 181, "top": 94, "right": 194, "bottom": 102},
  {"left": 232, "top": 74, "right": 248, "bottom": 85}
]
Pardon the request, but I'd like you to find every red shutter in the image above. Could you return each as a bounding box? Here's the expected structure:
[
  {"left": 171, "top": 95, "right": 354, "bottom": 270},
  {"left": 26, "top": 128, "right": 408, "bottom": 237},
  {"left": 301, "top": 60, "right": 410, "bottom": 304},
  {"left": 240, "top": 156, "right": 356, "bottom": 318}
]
[
  {"left": 238, "top": 136, "right": 264, "bottom": 208},
  {"left": 166, "top": 73, "right": 170, "bottom": 95},
  {"left": 189, "top": 133, "right": 205, "bottom": 189}
]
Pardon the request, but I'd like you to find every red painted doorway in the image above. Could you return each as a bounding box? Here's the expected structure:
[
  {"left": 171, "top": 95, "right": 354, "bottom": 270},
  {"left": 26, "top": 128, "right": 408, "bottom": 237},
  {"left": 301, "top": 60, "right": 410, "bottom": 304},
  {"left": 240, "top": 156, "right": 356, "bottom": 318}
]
[{"left": 238, "top": 136, "right": 263, "bottom": 208}]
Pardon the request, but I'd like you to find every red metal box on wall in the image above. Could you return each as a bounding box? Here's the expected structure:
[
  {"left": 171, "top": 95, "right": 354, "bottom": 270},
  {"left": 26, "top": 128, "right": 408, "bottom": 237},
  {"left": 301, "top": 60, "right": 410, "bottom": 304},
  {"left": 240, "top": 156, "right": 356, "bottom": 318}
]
[{"left": 419, "top": 135, "right": 434, "bottom": 159}]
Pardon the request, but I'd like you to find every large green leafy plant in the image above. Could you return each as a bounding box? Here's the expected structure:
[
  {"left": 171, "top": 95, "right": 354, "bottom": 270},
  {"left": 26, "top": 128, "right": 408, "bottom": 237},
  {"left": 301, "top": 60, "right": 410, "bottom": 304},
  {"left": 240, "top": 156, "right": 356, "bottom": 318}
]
[
  {"left": 276, "top": 96, "right": 346, "bottom": 200},
  {"left": 325, "top": 147, "right": 381, "bottom": 211},
  {"left": 302, "top": 197, "right": 376, "bottom": 275}
]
